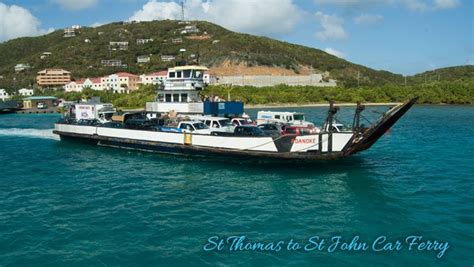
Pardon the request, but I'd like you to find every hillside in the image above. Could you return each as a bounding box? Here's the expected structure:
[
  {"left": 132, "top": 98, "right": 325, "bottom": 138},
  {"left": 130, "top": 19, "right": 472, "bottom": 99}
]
[
  {"left": 0, "top": 20, "right": 408, "bottom": 90},
  {"left": 409, "top": 65, "right": 473, "bottom": 84}
]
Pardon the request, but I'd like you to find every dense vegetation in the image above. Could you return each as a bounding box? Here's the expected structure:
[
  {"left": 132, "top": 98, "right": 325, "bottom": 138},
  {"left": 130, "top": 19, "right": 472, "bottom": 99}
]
[
  {"left": 203, "top": 80, "right": 474, "bottom": 105},
  {"left": 0, "top": 20, "right": 408, "bottom": 89},
  {"left": 26, "top": 78, "right": 473, "bottom": 109}
]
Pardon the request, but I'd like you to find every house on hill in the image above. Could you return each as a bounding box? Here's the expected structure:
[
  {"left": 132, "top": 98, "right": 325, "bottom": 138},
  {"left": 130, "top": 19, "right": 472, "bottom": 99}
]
[
  {"left": 101, "top": 59, "right": 126, "bottom": 67},
  {"left": 64, "top": 78, "right": 102, "bottom": 92},
  {"left": 161, "top": 55, "right": 176, "bottom": 62},
  {"left": 109, "top": 41, "right": 129, "bottom": 51},
  {"left": 136, "top": 38, "right": 154, "bottom": 45},
  {"left": 15, "top": 64, "right": 31, "bottom": 72},
  {"left": 18, "top": 88, "right": 34, "bottom": 96},
  {"left": 137, "top": 55, "right": 151, "bottom": 63}
]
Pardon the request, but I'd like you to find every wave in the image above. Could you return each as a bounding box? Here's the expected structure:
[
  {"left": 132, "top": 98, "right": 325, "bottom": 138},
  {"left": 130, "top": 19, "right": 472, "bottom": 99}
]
[{"left": 0, "top": 128, "right": 59, "bottom": 140}]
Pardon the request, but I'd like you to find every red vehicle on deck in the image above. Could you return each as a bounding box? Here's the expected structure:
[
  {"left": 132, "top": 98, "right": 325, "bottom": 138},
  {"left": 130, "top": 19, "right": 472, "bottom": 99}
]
[{"left": 282, "top": 125, "right": 319, "bottom": 136}]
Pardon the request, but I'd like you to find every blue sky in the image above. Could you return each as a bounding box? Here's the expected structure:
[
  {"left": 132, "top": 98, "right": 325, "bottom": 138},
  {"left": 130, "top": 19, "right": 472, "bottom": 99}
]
[{"left": 0, "top": 0, "right": 472, "bottom": 75}]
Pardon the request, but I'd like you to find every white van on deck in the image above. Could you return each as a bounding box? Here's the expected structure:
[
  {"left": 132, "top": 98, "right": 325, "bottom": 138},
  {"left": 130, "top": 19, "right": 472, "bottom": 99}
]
[{"left": 256, "top": 111, "right": 314, "bottom": 127}]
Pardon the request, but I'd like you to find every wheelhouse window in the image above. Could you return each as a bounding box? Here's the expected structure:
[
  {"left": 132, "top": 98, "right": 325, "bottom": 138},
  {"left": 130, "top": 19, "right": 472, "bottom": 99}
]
[
  {"left": 165, "top": 94, "right": 172, "bottom": 102},
  {"left": 183, "top": 70, "right": 191, "bottom": 78},
  {"left": 193, "top": 71, "right": 204, "bottom": 78},
  {"left": 173, "top": 94, "right": 180, "bottom": 102},
  {"left": 176, "top": 71, "right": 182, "bottom": 78},
  {"left": 169, "top": 72, "right": 176, "bottom": 78},
  {"left": 180, "top": 93, "right": 188, "bottom": 102},
  {"left": 294, "top": 114, "right": 305, "bottom": 120}
]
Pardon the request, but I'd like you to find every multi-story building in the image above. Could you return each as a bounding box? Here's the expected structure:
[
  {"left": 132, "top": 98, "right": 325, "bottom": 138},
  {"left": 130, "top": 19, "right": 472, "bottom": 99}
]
[
  {"left": 64, "top": 28, "right": 76, "bottom": 37},
  {"left": 36, "top": 69, "right": 71, "bottom": 87},
  {"left": 101, "top": 72, "right": 139, "bottom": 93},
  {"left": 140, "top": 71, "right": 168, "bottom": 85}
]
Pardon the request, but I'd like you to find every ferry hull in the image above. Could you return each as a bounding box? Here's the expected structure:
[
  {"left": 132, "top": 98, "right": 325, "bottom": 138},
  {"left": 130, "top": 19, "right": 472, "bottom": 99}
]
[
  {"left": 53, "top": 130, "right": 344, "bottom": 161},
  {"left": 54, "top": 98, "right": 417, "bottom": 162}
]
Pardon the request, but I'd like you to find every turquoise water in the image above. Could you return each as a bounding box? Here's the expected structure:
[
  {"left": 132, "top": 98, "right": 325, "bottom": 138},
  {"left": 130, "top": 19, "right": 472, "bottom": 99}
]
[{"left": 0, "top": 106, "right": 472, "bottom": 266}]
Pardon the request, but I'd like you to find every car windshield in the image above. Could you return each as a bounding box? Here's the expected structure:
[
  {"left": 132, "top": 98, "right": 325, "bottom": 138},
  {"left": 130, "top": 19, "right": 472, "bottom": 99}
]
[
  {"left": 193, "top": 122, "right": 209, "bottom": 130},
  {"left": 219, "top": 119, "right": 232, "bottom": 127},
  {"left": 293, "top": 114, "right": 305, "bottom": 120}
]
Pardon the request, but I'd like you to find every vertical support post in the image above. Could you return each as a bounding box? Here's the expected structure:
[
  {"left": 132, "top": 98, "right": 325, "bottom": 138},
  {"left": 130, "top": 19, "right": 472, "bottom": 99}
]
[
  {"left": 327, "top": 101, "right": 335, "bottom": 153},
  {"left": 352, "top": 102, "right": 365, "bottom": 136}
]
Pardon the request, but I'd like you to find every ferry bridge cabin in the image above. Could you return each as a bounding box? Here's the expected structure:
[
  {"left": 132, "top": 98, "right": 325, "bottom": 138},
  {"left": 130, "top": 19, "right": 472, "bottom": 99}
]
[{"left": 146, "top": 65, "right": 243, "bottom": 117}]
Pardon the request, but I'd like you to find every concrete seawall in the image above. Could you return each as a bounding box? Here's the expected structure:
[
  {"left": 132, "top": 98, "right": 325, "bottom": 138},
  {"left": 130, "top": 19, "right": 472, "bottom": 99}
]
[{"left": 213, "top": 74, "right": 337, "bottom": 87}]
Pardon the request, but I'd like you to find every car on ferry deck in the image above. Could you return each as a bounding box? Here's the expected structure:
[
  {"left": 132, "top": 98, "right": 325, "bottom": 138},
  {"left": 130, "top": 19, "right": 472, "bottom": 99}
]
[
  {"left": 282, "top": 125, "right": 319, "bottom": 136},
  {"left": 257, "top": 123, "right": 287, "bottom": 137}
]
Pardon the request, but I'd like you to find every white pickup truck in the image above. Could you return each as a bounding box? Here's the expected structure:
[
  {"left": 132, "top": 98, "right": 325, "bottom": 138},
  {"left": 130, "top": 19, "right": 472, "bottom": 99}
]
[
  {"left": 188, "top": 116, "right": 235, "bottom": 133},
  {"left": 177, "top": 121, "right": 213, "bottom": 134}
]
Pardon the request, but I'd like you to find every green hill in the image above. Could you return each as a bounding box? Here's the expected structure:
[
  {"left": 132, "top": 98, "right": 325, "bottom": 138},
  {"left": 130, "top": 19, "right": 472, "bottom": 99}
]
[
  {"left": 0, "top": 20, "right": 406, "bottom": 89},
  {"left": 409, "top": 65, "right": 473, "bottom": 84},
  {"left": 0, "top": 20, "right": 471, "bottom": 92}
]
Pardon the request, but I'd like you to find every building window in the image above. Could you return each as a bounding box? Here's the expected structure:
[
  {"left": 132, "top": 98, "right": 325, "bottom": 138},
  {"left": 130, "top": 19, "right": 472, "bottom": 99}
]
[
  {"left": 165, "top": 94, "right": 172, "bottom": 102},
  {"left": 173, "top": 94, "right": 179, "bottom": 102}
]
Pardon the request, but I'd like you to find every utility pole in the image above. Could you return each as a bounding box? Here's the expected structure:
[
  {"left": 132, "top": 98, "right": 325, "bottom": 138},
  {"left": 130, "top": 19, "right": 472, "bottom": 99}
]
[
  {"left": 181, "top": 0, "right": 185, "bottom": 22},
  {"left": 357, "top": 71, "right": 360, "bottom": 87}
]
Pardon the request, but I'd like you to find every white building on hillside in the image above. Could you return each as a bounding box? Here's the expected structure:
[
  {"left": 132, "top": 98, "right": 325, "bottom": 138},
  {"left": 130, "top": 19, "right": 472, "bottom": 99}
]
[
  {"left": 137, "top": 38, "right": 154, "bottom": 45},
  {"left": 15, "top": 64, "right": 31, "bottom": 72},
  {"left": 101, "top": 72, "right": 139, "bottom": 93},
  {"left": 64, "top": 78, "right": 102, "bottom": 92},
  {"left": 18, "top": 88, "right": 34, "bottom": 96},
  {"left": 0, "top": 89, "right": 10, "bottom": 101},
  {"left": 137, "top": 55, "right": 151, "bottom": 63},
  {"left": 140, "top": 71, "right": 168, "bottom": 85}
]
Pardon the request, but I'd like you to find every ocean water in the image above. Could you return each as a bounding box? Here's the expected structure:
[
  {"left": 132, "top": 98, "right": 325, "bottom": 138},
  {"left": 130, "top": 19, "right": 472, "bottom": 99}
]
[{"left": 0, "top": 106, "right": 472, "bottom": 266}]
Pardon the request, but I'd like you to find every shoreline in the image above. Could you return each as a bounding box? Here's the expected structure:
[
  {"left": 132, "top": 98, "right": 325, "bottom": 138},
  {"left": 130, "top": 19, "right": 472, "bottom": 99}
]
[{"left": 245, "top": 102, "right": 402, "bottom": 109}]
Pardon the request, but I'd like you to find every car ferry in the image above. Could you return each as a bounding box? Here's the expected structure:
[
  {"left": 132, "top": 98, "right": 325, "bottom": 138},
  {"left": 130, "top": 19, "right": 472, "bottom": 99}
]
[{"left": 53, "top": 65, "right": 417, "bottom": 161}]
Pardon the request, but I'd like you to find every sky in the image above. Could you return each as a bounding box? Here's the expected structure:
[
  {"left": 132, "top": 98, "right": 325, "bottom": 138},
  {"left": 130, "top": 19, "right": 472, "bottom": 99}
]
[{"left": 0, "top": 0, "right": 472, "bottom": 75}]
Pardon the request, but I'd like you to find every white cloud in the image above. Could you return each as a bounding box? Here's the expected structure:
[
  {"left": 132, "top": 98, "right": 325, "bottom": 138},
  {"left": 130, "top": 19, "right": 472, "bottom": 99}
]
[
  {"left": 128, "top": 0, "right": 302, "bottom": 36},
  {"left": 324, "top": 47, "right": 345, "bottom": 58},
  {"left": 315, "top": 11, "right": 347, "bottom": 41},
  {"left": 433, "top": 0, "right": 460, "bottom": 9},
  {"left": 354, "top": 14, "right": 383, "bottom": 25},
  {"left": 0, "top": 2, "right": 53, "bottom": 42},
  {"left": 51, "top": 0, "right": 97, "bottom": 11},
  {"left": 91, "top": 22, "right": 107, "bottom": 28},
  {"left": 314, "top": 0, "right": 461, "bottom": 11}
]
